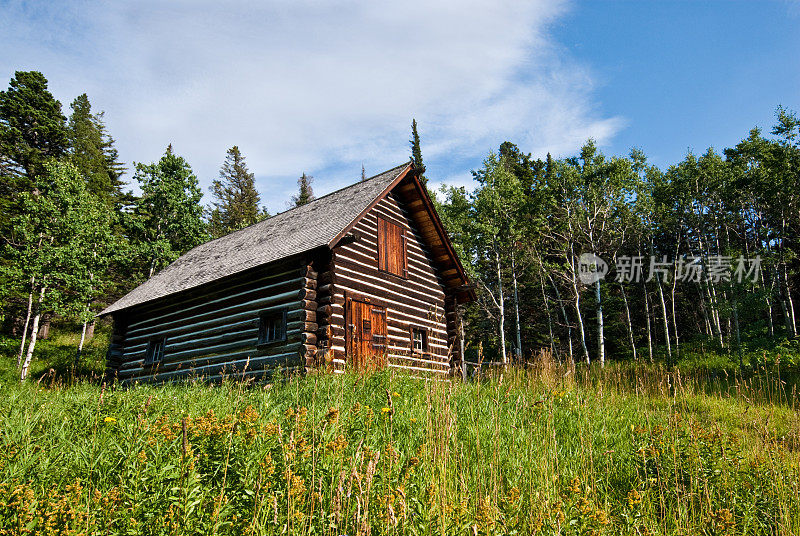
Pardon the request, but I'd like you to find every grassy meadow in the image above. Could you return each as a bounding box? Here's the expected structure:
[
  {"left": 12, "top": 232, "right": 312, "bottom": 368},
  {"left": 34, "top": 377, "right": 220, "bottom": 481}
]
[{"left": 0, "top": 327, "right": 799, "bottom": 535}]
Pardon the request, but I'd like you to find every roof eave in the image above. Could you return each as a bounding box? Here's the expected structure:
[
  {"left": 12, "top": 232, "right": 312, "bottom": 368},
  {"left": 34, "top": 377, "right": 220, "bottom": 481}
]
[{"left": 405, "top": 168, "right": 477, "bottom": 303}]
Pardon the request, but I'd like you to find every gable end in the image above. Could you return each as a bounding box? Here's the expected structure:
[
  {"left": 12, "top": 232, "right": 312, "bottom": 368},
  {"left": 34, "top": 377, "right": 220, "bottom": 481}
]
[{"left": 330, "top": 165, "right": 474, "bottom": 303}]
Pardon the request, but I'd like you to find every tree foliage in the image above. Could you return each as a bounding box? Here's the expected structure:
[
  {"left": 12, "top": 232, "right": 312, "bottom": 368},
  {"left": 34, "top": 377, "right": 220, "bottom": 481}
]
[
  {"left": 0, "top": 71, "right": 68, "bottom": 181},
  {"left": 4, "top": 161, "right": 114, "bottom": 378},
  {"left": 410, "top": 118, "right": 426, "bottom": 184},
  {"left": 66, "top": 94, "right": 125, "bottom": 206},
  {"left": 209, "top": 146, "right": 265, "bottom": 238},
  {"left": 438, "top": 109, "right": 800, "bottom": 366},
  {"left": 292, "top": 172, "right": 315, "bottom": 207},
  {"left": 124, "top": 145, "right": 207, "bottom": 280}
]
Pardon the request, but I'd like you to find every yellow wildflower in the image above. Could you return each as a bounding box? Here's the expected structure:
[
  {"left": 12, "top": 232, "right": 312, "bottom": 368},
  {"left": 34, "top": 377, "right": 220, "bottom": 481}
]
[
  {"left": 325, "top": 407, "right": 340, "bottom": 424},
  {"left": 288, "top": 474, "right": 306, "bottom": 498},
  {"left": 595, "top": 508, "right": 611, "bottom": 526},
  {"left": 504, "top": 487, "right": 521, "bottom": 504},
  {"left": 627, "top": 489, "right": 642, "bottom": 509},
  {"left": 103, "top": 416, "right": 116, "bottom": 424},
  {"left": 325, "top": 434, "right": 348, "bottom": 454}
]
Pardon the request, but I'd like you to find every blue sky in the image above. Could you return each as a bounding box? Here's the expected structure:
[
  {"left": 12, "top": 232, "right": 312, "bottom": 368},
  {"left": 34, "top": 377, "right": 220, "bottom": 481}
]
[
  {"left": 1, "top": 1, "right": 798, "bottom": 213},
  {"left": 553, "top": 1, "right": 800, "bottom": 169}
]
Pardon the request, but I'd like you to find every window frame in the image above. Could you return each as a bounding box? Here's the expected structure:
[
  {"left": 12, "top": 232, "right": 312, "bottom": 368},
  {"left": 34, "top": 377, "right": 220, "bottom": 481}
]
[
  {"left": 258, "top": 309, "right": 287, "bottom": 346},
  {"left": 410, "top": 326, "right": 429, "bottom": 355},
  {"left": 144, "top": 337, "right": 166, "bottom": 365},
  {"left": 377, "top": 216, "right": 408, "bottom": 279}
]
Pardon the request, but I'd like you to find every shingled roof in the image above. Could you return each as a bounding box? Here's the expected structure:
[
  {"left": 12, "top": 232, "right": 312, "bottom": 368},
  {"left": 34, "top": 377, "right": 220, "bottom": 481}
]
[{"left": 101, "top": 163, "right": 412, "bottom": 315}]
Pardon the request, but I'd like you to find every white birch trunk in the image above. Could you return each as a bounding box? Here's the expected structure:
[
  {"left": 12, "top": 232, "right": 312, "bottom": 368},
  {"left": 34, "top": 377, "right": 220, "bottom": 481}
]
[
  {"left": 670, "top": 272, "right": 679, "bottom": 360},
  {"left": 595, "top": 278, "right": 605, "bottom": 367},
  {"left": 18, "top": 236, "right": 44, "bottom": 366},
  {"left": 20, "top": 286, "right": 46, "bottom": 381},
  {"left": 496, "top": 251, "right": 507, "bottom": 364},
  {"left": 656, "top": 274, "right": 672, "bottom": 360},
  {"left": 756, "top": 212, "right": 775, "bottom": 338},
  {"left": 763, "top": 267, "right": 775, "bottom": 338},
  {"left": 574, "top": 286, "right": 588, "bottom": 364},
  {"left": 570, "top": 271, "right": 589, "bottom": 364},
  {"left": 511, "top": 251, "right": 522, "bottom": 359},
  {"left": 780, "top": 284, "right": 792, "bottom": 335},
  {"left": 642, "top": 279, "right": 653, "bottom": 362},
  {"left": 670, "top": 232, "right": 680, "bottom": 360},
  {"left": 74, "top": 321, "right": 88, "bottom": 369},
  {"left": 620, "top": 283, "right": 637, "bottom": 361},
  {"left": 732, "top": 291, "right": 743, "bottom": 367},
  {"left": 784, "top": 264, "right": 797, "bottom": 337},
  {"left": 17, "top": 277, "right": 35, "bottom": 367},
  {"left": 699, "top": 280, "right": 713, "bottom": 338},
  {"left": 708, "top": 281, "right": 724, "bottom": 347},
  {"left": 566, "top": 241, "right": 589, "bottom": 364}
]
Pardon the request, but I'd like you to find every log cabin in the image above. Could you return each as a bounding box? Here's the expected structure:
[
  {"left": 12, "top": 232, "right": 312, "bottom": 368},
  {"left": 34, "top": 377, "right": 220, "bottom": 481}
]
[{"left": 100, "top": 162, "right": 474, "bottom": 384}]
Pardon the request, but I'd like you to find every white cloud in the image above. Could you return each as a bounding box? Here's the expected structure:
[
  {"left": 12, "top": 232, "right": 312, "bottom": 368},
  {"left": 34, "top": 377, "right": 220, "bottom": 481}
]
[{"left": 1, "top": 0, "right": 624, "bottom": 212}]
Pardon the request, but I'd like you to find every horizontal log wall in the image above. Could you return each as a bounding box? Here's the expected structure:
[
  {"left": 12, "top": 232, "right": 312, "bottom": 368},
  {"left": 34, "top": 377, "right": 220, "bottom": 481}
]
[
  {"left": 330, "top": 191, "right": 450, "bottom": 375},
  {"left": 109, "top": 258, "right": 308, "bottom": 385}
]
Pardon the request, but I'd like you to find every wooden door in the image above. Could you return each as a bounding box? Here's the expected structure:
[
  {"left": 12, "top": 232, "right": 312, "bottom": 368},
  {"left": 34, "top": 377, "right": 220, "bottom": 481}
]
[{"left": 347, "top": 297, "right": 388, "bottom": 371}]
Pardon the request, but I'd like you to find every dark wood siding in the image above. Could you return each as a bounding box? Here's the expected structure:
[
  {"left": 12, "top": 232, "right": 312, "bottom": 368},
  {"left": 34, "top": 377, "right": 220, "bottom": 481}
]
[
  {"left": 108, "top": 257, "right": 315, "bottom": 385},
  {"left": 326, "top": 191, "right": 450, "bottom": 375}
]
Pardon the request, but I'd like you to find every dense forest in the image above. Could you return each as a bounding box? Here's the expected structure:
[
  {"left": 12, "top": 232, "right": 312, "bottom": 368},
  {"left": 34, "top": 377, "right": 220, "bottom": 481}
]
[
  {"left": 437, "top": 123, "right": 800, "bottom": 368},
  {"left": 1, "top": 70, "right": 798, "bottom": 379}
]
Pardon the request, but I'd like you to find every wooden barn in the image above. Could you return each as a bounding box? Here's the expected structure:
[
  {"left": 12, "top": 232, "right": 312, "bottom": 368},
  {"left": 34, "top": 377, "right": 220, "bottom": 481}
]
[{"left": 101, "top": 163, "right": 475, "bottom": 384}]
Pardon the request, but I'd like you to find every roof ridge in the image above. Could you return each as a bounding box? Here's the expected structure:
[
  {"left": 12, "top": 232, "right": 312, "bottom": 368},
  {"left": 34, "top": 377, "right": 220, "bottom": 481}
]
[
  {"left": 184, "top": 162, "right": 409, "bottom": 254},
  {"left": 284, "top": 162, "right": 409, "bottom": 210}
]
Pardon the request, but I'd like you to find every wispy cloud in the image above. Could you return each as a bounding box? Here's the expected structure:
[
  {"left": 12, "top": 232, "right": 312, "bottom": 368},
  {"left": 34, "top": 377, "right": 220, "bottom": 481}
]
[{"left": 1, "top": 0, "right": 623, "bottom": 211}]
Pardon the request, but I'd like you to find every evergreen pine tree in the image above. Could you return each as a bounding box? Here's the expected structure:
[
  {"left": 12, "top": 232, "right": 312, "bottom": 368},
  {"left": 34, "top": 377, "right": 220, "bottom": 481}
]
[
  {"left": 410, "top": 118, "right": 427, "bottom": 184},
  {"left": 67, "top": 93, "right": 125, "bottom": 205},
  {"left": 292, "top": 173, "right": 315, "bottom": 207},
  {"left": 0, "top": 71, "right": 68, "bottom": 182},
  {"left": 209, "top": 146, "right": 265, "bottom": 238}
]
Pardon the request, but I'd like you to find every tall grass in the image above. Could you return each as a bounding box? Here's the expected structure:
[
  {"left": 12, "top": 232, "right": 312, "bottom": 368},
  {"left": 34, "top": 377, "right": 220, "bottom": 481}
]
[{"left": 0, "top": 346, "right": 798, "bottom": 535}]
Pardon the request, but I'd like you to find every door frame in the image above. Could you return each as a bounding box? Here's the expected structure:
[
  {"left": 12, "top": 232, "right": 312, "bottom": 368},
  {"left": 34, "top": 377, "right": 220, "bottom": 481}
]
[{"left": 345, "top": 291, "right": 388, "bottom": 369}]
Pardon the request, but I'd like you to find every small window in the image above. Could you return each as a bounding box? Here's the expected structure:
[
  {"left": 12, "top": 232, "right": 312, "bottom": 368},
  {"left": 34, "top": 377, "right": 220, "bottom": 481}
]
[
  {"left": 411, "top": 328, "right": 428, "bottom": 354},
  {"left": 259, "top": 309, "right": 287, "bottom": 344},
  {"left": 144, "top": 337, "right": 165, "bottom": 365},
  {"left": 377, "top": 217, "right": 408, "bottom": 278}
]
